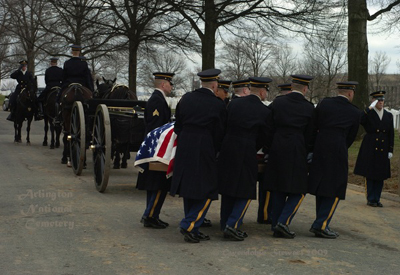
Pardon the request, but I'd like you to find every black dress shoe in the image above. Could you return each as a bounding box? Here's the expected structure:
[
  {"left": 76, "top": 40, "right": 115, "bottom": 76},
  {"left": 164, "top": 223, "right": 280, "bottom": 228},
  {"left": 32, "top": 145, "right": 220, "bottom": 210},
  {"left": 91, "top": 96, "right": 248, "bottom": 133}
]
[
  {"left": 367, "top": 201, "right": 378, "bottom": 207},
  {"left": 310, "top": 227, "right": 337, "bottom": 239},
  {"left": 223, "top": 226, "right": 244, "bottom": 241},
  {"left": 201, "top": 218, "right": 212, "bottom": 227},
  {"left": 236, "top": 229, "right": 248, "bottom": 238},
  {"left": 141, "top": 217, "right": 167, "bottom": 229},
  {"left": 156, "top": 218, "right": 169, "bottom": 227},
  {"left": 376, "top": 202, "right": 383, "bottom": 207},
  {"left": 257, "top": 219, "right": 272, "bottom": 225},
  {"left": 180, "top": 228, "right": 200, "bottom": 243},
  {"left": 273, "top": 231, "right": 284, "bottom": 238},
  {"left": 275, "top": 223, "right": 296, "bottom": 239},
  {"left": 326, "top": 227, "right": 339, "bottom": 237},
  {"left": 196, "top": 231, "right": 210, "bottom": 241}
]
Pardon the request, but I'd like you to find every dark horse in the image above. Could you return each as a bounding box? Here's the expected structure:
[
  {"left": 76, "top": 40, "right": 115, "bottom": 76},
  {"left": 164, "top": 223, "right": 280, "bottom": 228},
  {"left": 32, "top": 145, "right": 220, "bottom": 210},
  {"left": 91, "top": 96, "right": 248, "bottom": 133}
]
[
  {"left": 61, "top": 83, "right": 92, "bottom": 165},
  {"left": 14, "top": 80, "right": 37, "bottom": 144},
  {"left": 106, "top": 84, "right": 138, "bottom": 169},
  {"left": 95, "top": 77, "right": 116, "bottom": 99},
  {"left": 42, "top": 86, "right": 62, "bottom": 149}
]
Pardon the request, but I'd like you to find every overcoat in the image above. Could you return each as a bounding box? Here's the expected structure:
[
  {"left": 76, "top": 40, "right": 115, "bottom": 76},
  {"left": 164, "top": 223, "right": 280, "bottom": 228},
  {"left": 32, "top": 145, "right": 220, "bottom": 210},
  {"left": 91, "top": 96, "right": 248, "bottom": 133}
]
[
  {"left": 218, "top": 95, "right": 272, "bottom": 199},
  {"left": 9, "top": 70, "right": 35, "bottom": 107},
  {"left": 62, "top": 57, "right": 93, "bottom": 91},
  {"left": 354, "top": 107, "right": 394, "bottom": 180},
  {"left": 136, "top": 89, "right": 172, "bottom": 191},
  {"left": 170, "top": 88, "right": 227, "bottom": 200},
  {"left": 308, "top": 96, "right": 361, "bottom": 199},
  {"left": 262, "top": 92, "right": 314, "bottom": 194},
  {"left": 45, "top": 66, "right": 63, "bottom": 89}
]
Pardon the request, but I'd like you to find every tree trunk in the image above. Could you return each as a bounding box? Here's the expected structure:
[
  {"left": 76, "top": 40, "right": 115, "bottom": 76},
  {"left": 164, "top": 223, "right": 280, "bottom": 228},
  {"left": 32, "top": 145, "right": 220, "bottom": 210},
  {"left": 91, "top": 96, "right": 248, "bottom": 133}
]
[
  {"left": 201, "top": 0, "right": 217, "bottom": 70},
  {"left": 348, "top": 0, "right": 369, "bottom": 109},
  {"left": 129, "top": 41, "right": 138, "bottom": 97}
]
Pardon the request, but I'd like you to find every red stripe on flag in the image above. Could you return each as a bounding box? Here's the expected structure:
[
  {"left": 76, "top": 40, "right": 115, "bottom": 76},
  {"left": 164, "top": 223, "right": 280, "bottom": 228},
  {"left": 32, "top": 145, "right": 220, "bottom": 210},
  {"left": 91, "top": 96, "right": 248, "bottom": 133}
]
[{"left": 156, "top": 128, "right": 173, "bottom": 158}]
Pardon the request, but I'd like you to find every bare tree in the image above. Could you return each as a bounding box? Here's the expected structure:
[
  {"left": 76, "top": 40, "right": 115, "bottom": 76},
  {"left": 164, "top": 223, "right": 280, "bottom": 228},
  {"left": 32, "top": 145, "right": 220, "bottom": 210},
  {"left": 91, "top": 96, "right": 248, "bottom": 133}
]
[
  {"left": 369, "top": 51, "right": 391, "bottom": 88},
  {"left": 348, "top": 0, "right": 400, "bottom": 109},
  {"left": 218, "top": 37, "right": 250, "bottom": 80},
  {"left": 270, "top": 44, "right": 298, "bottom": 85}
]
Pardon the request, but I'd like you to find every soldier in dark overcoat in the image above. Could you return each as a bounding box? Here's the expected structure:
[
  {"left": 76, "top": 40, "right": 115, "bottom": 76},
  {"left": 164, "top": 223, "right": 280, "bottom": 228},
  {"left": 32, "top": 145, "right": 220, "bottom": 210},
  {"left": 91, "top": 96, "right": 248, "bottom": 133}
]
[
  {"left": 8, "top": 60, "right": 40, "bottom": 121},
  {"left": 308, "top": 81, "right": 361, "bottom": 238},
  {"left": 218, "top": 77, "right": 272, "bottom": 241},
  {"left": 257, "top": 83, "right": 291, "bottom": 225},
  {"left": 262, "top": 74, "right": 315, "bottom": 238},
  {"left": 38, "top": 57, "right": 63, "bottom": 114},
  {"left": 136, "top": 72, "right": 174, "bottom": 229},
  {"left": 354, "top": 91, "right": 394, "bottom": 207},
  {"left": 170, "top": 69, "right": 227, "bottom": 243},
  {"left": 61, "top": 45, "right": 94, "bottom": 94}
]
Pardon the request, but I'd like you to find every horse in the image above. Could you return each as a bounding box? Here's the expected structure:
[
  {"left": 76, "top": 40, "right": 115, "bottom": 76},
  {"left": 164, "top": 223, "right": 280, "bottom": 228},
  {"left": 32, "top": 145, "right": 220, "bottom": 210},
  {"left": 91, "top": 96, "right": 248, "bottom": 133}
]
[
  {"left": 60, "top": 83, "right": 92, "bottom": 165},
  {"left": 42, "top": 86, "right": 62, "bottom": 149},
  {"left": 94, "top": 77, "right": 116, "bottom": 98},
  {"left": 105, "top": 84, "right": 138, "bottom": 169},
  {"left": 14, "top": 80, "right": 37, "bottom": 144}
]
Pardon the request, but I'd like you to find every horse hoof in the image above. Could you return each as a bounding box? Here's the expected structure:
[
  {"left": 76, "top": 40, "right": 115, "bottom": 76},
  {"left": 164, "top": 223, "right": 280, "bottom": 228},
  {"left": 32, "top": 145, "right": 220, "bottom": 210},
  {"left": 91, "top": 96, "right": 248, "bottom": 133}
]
[
  {"left": 50, "top": 145, "right": 55, "bottom": 149},
  {"left": 113, "top": 165, "right": 120, "bottom": 169},
  {"left": 27, "top": 142, "right": 31, "bottom": 146},
  {"left": 61, "top": 158, "right": 67, "bottom": 164},
  {"left": 121, "top": 163, "right": 128, "bottom": 169},
  {"left": 67, "top": 161, "right": 72, "bottom": 167},
  {"left": 42, "top": 141, "right": 48, "bottom": 146},
  {"left": 55, "top": 143, "right": 60, "bottom": 148}
]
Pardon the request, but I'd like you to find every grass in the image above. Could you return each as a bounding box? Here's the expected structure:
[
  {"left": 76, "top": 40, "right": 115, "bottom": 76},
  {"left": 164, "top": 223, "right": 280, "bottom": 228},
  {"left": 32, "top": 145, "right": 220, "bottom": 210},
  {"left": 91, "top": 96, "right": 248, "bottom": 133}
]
[
  {"left": 0, "top": 94, "right": 5, "bottom": 104},
  {"left": 348, "top": 134, "right": 400, "bottom": 194}
]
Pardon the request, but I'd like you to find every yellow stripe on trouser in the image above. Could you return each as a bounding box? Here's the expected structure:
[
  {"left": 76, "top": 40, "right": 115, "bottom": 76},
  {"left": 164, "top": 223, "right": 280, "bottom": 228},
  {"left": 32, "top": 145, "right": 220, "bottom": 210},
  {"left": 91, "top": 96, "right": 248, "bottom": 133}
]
[
  {"left": 263, "top": 192, "right": 271, "bottom": 220},
  {"left": 187, "top": 199, "right": 211, "bottom": 232},
  {"left": 235, "top": 199, "right": 252, "bottom": 228},
  {"left": 285, "top": 194, "right": 305, "bottom": 225},
  {"left": 149, "top": 190, "right": 161, "bottom": 218},
  {"left": 322, "top": 197, "right": 339, "bottom": 230}
]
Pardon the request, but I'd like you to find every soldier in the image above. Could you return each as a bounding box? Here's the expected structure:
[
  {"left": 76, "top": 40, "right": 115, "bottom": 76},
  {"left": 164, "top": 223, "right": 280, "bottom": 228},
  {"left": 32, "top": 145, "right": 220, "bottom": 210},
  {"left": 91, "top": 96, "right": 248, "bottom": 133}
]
[
  {"left": 257, "top": 83, "right": 291, "bottom": 225},
  {"left": 38, "top": 57, "right": 63, "bottom": 116},
  {"left": 231, "top": 79, "right": 251, "bottom": 99},
  {"left": 61, "top": 45, "right": 94, "bottom": 94},
  {"left": 262, "top": 74, "right": 315, "bottom": 238},
  {"left": 218, "top": 76, "right": 272, "bottom": 241},
  {"left": 170, "top": 69, "right": 227, "bottom": 243},
  {"left": 216, "top": 80, "right": 231, "bottom": 104},
  {"left": 354, "top": 91, "right": 394, "bottom": 207},
  {"left": 308, "top": 81, "right": 361, "bottom": 238},
  {"left": 8, "top": 60, "right": 41, "bottom": 121},
  {"left": 136, "top": 72, "right": 174, "bottom": 229}
]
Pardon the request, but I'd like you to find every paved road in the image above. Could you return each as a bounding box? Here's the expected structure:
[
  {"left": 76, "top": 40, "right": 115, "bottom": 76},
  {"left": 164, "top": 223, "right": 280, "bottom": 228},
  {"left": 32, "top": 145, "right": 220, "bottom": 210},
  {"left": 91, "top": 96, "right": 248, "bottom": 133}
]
[{"left": 0, "top": 110, "right": 399, "bottom": 275}]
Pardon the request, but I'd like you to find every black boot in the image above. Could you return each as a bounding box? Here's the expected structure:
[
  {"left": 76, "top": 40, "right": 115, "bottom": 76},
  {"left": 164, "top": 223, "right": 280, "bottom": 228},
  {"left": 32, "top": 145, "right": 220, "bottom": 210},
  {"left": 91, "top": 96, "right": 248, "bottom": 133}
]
[
  {"left": 7, "top": 107, "right": 15, "bottom": 122},
  {"left": 55, "top": 103, "right": 62, "bottom": 125}
]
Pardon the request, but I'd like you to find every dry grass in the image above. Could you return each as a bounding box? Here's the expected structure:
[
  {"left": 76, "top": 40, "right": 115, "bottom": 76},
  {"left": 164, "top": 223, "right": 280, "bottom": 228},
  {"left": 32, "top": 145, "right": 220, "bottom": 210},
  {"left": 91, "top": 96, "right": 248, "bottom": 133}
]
[{"left": 348, "top": 134, "right": 399, "bottom": 194}]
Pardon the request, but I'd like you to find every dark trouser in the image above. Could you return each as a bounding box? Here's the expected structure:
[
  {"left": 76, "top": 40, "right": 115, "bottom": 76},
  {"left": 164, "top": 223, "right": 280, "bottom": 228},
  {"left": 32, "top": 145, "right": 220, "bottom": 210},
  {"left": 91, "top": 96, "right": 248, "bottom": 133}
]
[
  {"left": 271, "top": 191, "right": 305, "bottom": 228},
  {"left": 142, "top": 190, "right": 168, "bottom": 219},
  {"left": 180, "top": 198, "right": 211, "bottom": 234},
  {"left": 311, "top": 196, "right": 340, "bottom": 230},
  {"left": 220, "top": 195, "right": 251, "bottom": 230},
  {"left": 258, "top": 189, "right": 272, "bottom": 223},
  {"left": 365, "top": 178, "right": 384, "bottom": 203}
]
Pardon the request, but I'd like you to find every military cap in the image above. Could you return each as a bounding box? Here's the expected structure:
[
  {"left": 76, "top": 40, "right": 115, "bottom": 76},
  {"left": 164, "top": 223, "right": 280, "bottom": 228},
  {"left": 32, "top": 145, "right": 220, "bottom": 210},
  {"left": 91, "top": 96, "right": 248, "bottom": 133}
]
[
  {"left": 291, "top": 74, "right": 314, "bottom": 86},
  {"left": 19, "top": 60, "right": 28, "bottom": 65},
  {"left": 50, "top": 57, "right": 59, "bottom": 62},
  {"left": 278, "top": 83, "right": 291, "bottom": 91},
  {"left": 153, "top": 72, "right": 175, "bottom": 83},
  {"left": 197, "top": 68, "right": 221, "bottom": 82},
  {"left": 232, "top": 79, "right": 250, "bottom": 88},
  {"left": 337, "top": 81, "right": 358, "bottom": 91},
  {"left": 370, "top": 90, "right": 386, "bottom": 100},
  {"left": 218, "top": 80, "right": 231, "bottom": 92},
  {"left": 70, "top": 44, "right": 82, "bottom": 51},
  {"left": 249, "top": 77, "right": 272, "bottom": 88}
]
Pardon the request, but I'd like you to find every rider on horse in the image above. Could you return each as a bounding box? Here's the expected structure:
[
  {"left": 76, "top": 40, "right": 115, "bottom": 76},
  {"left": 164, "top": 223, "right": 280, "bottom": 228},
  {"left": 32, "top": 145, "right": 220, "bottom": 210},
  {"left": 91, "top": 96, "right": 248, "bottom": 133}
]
[
  {"left": 38, "top": 57, "right": 63, "bottom": 117},
  {"left": 55, "top": 45, "right": 94, "bottom": 122},
  {"left": 7, "top": 60, "right": 42, "bottom": 121}
]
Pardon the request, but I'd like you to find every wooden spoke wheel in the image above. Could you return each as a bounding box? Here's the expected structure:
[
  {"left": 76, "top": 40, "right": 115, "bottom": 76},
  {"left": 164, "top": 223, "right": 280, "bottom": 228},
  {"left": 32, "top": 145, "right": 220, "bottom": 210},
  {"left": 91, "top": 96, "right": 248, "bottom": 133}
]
[
  {"left": 69, "top": 101, "right": 86, "bottom": 175},
  {"left": 91, "top": 104, "right": 111, "bottom": 192}
]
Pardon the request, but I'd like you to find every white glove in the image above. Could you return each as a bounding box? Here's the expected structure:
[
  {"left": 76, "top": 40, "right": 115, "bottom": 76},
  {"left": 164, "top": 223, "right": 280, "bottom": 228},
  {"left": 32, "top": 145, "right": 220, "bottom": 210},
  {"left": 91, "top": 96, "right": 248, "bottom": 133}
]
[
  {"left": 369, "top": 99, "right": 378, "bottom": 109},
  {"left": 307, "top": 152, "right": 313, "bottom": 164},
  {"left": 388, "top": 152, "right": 393, "bottom": 159},
  {"left": 263, "top": 154, "right": 269, "bottom": 163}
]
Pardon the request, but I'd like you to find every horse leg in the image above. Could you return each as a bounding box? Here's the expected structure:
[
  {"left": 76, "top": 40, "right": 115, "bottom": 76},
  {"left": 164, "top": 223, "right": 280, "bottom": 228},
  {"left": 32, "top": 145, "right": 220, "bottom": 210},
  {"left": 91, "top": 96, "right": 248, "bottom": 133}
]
[
  {"left": 26, "top": 117, "right": 32, "bottom": 145},
  {"left": 121, "top": 144, "right": 129, "bottom": 168},
  {"left": 14, "top": 121, "right": 19, "bottom": 143},
  {"left": 49, "top": 122, "right": 55, "bottom": 149},
  {"left": 17, "top": 121, "right": 22, "bottom": 143},
  {"left": 43, "top": 117, "right": 48, "bottom": 146},
  {"left": 113, "top": 145, "right": 120, "bottom": 169},
  {"left": 62, "top": 133, "right": 68, "bottom": 164}
]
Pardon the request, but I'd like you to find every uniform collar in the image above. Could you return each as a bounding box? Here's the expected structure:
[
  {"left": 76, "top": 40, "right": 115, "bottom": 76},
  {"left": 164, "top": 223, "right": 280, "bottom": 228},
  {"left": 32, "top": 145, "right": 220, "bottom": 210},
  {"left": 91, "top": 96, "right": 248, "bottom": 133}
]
[
  {"left": 155, "top": 88, "right": 167, "bottom": 101},
  {"left": 291, "top": 90, "right": 304, "bottom": 97},
  {"left": 338, "top": 95, "right": 349, "bottom": 101}
]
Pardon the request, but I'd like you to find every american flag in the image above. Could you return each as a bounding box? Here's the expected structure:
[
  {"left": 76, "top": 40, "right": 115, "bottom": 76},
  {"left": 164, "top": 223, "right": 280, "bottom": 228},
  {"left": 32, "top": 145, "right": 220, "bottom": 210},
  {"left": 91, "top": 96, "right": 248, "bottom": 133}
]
[{"left": 134, "top": 122, "right": 177, "bottom": 178}]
